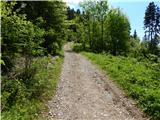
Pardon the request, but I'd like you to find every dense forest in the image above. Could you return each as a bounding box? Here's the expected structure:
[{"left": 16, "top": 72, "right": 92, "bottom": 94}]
[
  {"left": 1, "top": 0, "right": 160, "bottom": 120},
  {"left": 1, "top": 1, "right": 66, "bottom": 119}
]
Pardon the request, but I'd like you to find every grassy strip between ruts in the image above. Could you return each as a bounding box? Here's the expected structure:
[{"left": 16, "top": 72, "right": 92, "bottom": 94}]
[
  {"left": 1, "top": 56, "right": 63, "bottom": 120},
  {"left": 81, "top": 52, "right": 160, "bottom": 120}
]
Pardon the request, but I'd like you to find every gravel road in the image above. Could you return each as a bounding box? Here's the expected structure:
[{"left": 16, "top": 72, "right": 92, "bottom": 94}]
[{"left": 47, "top": 43, "right": 147, "bottom": 120}]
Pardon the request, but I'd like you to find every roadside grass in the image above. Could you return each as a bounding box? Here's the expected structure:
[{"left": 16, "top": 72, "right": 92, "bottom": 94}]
[
  {"left": 1, "top": 56, "right": 63, "bottom": 120},
  {"left": 81, "top": 52, "right": 160, "bottom": 120}
]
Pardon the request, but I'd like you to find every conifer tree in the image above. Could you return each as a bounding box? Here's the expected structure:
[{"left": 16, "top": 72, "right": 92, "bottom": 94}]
[
  {"left": 133, "top": 30, "right": 137, "bottom": 39},
  {"left": 144, "top": 2, "right": 160, "bottom": 54}
]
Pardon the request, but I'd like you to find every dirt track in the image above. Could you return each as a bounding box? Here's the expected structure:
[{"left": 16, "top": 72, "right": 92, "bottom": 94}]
[{"left": 47, "top": 43, "right": 147, "bottom": 120}]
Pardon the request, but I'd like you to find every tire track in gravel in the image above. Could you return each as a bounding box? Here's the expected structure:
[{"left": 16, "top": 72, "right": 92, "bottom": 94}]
[{"left": 47, "top": 43, "right": 148, "bottom": 120}]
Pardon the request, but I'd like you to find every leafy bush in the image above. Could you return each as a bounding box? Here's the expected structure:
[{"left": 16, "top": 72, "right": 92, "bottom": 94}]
[
  {"left": 72, "top": 43, "right": 84, "bottom": 53},
  {"left": 72, "top": 43, "right": 91, "bottom": 53},
  {"left": 1, "top": 56, "right": 63, "bottom": 120},
  {"left": 1, "top": 1, "right": 65, "bottom": 120},
  {"left": 1, "top": 1, "right": 44, "bottom": 75},
  {"left": 44, "top": 29, "right": 62, "bottom": 55},
  {"left": 147, "top": 54, "right": 159, "bottom": 63}
]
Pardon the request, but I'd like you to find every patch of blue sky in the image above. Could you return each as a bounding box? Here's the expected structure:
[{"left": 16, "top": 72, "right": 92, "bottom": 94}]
[{"left": 64, "top": 0, "right": 160, "bottom": 39}]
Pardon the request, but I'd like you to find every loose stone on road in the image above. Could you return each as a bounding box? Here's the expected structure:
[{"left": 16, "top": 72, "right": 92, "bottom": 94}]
[{"left": 47, "top": 43, "right": 147, "bottom": 120}]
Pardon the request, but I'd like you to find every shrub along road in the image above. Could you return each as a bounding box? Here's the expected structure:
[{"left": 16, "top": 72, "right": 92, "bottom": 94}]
[{"left": 47, "top": 43, "right": 148, "bottom": 120}]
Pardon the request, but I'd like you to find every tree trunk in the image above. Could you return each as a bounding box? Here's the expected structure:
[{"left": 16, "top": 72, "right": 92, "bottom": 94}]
[{"left": 101, "top": 20, "right": 104, "bottom": 50}]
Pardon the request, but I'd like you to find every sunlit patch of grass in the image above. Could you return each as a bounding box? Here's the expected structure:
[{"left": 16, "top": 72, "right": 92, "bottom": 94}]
[{"left": 82, "top": 52, "right": 160, "bottom": 120}]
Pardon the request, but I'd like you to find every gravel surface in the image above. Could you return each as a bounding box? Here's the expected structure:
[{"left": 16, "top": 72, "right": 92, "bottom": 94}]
[{"left": 47, "top": 43, "right": 147, "bottom": 120}]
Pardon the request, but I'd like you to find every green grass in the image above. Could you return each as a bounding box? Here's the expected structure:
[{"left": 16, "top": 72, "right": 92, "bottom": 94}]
[
  {"left": 1, "top": 56, "right": 63, "bottom": 120},
  {"left": 81, "top": 52, "right": 160, "bottom": 120}
]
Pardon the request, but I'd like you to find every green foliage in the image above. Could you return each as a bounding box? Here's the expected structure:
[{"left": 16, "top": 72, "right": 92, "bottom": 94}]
[
  {"left": 44, "top": 29, "right": 61, "bottom": 55},
  {"left": 128, "top": 37, "right": 141, "bottom": 57},
  {"left": 104, "top": 8, "right": 130, "bottom": 55},
  {"left": 1, "top": 56, "right": 63, "bottom": 120},
  {"left": 78, "top": 1, "right": 131, "bottom": 55},
  {"left": 66, "top": 29, "right": 77, "bottom": 42},
  {"left": 78, "top": 1, "right": 159, "bottom": 58},
  {"left": 82, "top": 52, "right": 160, "bottom": 120},
  {"left": 72, "top": 43, "right": 91, "bottom": 53},
  {"left": 13, "top": 1, "right": 67, "bottom": 55},
  {"left": 72, "top": 43, "right": 84, "bottom": 53},
  {"left": 67, "top": 7, "right": 76, "bottom": 20},
  {"left": 1, "top": 1, "right": 65, "bottom": 119},
  {"left": 144, "top": 2, "right": 160, "bottom": 55},
  {"left": 79, "top": 0, "right": 109, "bottom": 52},
  {"left": 1, "top": 1, "right": 44, "bottom": 74}
]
